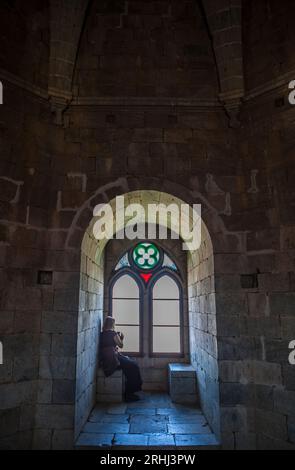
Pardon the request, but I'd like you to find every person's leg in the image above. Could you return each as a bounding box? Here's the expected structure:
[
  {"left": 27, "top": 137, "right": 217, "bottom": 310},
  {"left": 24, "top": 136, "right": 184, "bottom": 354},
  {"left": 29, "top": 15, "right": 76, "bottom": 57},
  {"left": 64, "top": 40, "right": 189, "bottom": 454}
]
[{"left": 118, "top": 355, "right": 142, "bottom": 397}]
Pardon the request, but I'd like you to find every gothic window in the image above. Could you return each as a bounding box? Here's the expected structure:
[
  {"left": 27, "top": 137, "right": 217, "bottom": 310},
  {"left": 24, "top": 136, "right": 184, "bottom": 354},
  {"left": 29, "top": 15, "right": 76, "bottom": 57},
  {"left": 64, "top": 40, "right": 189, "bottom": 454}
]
[{"left": 109, "top": 242, "right": 183, "bottom": 356}]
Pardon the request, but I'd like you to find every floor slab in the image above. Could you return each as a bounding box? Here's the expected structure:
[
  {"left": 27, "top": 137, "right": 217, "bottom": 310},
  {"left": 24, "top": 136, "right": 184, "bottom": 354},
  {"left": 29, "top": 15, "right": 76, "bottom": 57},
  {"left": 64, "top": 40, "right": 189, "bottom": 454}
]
[{"left": 76, "top": 392, "right": 220, "bottom": 450}]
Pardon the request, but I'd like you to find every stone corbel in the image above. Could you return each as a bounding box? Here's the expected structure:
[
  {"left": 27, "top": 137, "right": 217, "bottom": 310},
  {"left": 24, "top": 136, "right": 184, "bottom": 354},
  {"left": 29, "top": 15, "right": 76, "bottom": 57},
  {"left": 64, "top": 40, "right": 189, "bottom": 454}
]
[
  {"left": 49, "top": 90, "right": 72, "bottom": 126},
  {"left": 219, "top": 91, "right": 244, "bottom": 129}
]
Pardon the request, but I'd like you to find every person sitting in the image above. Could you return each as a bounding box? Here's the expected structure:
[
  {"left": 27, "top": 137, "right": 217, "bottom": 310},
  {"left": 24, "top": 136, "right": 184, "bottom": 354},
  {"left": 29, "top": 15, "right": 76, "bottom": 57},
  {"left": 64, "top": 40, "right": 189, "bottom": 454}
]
[{"left": 100, "top": 316, "right": 143, "bottom": 402}]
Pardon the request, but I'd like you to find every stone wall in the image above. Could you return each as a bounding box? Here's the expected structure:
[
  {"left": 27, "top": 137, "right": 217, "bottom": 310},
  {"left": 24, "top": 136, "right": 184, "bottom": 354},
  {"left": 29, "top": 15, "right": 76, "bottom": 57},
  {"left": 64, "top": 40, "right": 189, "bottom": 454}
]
[
  {"left": 75, "top": 228, "right": 104, "bottom": 439},
  {"left": 243, "top": 0, "right": 295, "bottom": 92},
  {"left": 0, "top": 0, "right": 49, "bottom": 90},
  {"left": 188, "top": 223, "right": 219, "bottom": 436},
  {"left": 0, "top": 0, "right": 294, "bottom": 450},
  {"left": 73, "top": 0, "right": 218, "bottom": 99}
]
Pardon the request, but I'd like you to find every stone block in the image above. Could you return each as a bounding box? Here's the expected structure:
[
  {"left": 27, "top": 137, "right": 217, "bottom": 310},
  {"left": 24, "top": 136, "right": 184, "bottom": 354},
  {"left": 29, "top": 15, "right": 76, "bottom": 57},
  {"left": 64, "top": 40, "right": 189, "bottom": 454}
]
[
  {"left": 0, "top": 310, "right": 14, "bottom": 334},
  {"left": 175, "top": 433, "right": 219, "bottom": 448},
  {"left": 168, "top": 423, "right": 211, "bottom": 434},
  {"left": 241, "top": 316, "right": 281, "bottom": 339},
  {"left": 0, "top": 408, "right": 19, "bottom": 438},
  {"left": 251, "top": 361, "right": 282, "bottom": 386},
  {"left": 52, "top": 380, "right": 75, "bottom": 404},
  {"left": 19, "top": 404, "right": 35, "bottom": 431},
  {"left": 97, "top": 368, "right": 123, "bottom": 403},
  {"left": 281, "top": 317, "right": 295, "bottom": 339},
  {"left": 168, "top": 363, "right": 196, "bottom": 377},
  {"left": 54, "top": 289, "right": 79, "bottom": 311},
  {"left": 220, "top": 383, "right": 254, "bottom": 406},
  {"left": 14, "top": 310, "right": 41, "bottom": 334},
  {"left": 6, "top": 288, "right": 42, "bottom": 311},
  {"left": 113, "top": 433, "right": 148, "bottom": 447},
  {"left": 51, "top": 334, "right": 76, "bottom": 356},
  {"left": 215, "top": 254, "right": 246, "bottom": 274},
  {"left": 97, "top": 393, "right": 123, "bottom": 404},
  {"left": 52, "top": 430, "right": 74, "bottom": 450},
  {"left": 101, "top": 414, "right": 129, "bottom": 423},
  {"left": 107, "top": 403, "right": 127, "bottom": 414},
  {"left": 164, "top": 129, "right": 192, "bottom": 143},
  {"left": 39, "top": 356, "right": 76, "bottom": 380},
  {"left": 37, "top": 380, "right": 52, "bottom": 404},
  {"left": 39, "top": 334, "right": 51, "bottom": 355},
  {"left": 127, "top": 407, "right": 156, "bottom": 415},
  {"left": 41, "top": 311, "right": 77, "bottom": 334},
  {"left": 216, "top": 293, "right": 247, "bottom": 316},
  {"left": 220, "top": 406, "right": 247, "bottom": 433},
  {"left": 76, "top": 432, "right": 113, "bottom": 448},
  {"left": 130, "top": 420, "right": 167, "bottom": 433},
  {"left": 83, "top": 422, "right": 129, "bottom": 434},
  {"left": 255, "top": 385, "right": 274, "bottom": 411},
  {"left": 0, "top": 381, "right": 36, "bottom": 409},
  {"left": 265, "top": 339, "right": 290, "bottom": 363},
  {"left": 32, "top": 429, "right": 52, "bottom": 450},
  {"left": 35, "top": 404, "right": 74, "bottom": 429},
  {"left": 132, "top": 128, "right": 163, "bottom": 142},
  {"left": 235, "top": 432, "right": 256, "bottom": 450},
  {"left": 0, "top": 359, "right": 13, "bottom": 384},
  {"left": 169, "top": 374, "right": 196, "bottom": 399},
  {"left": 168, "top": 364, "right": 198, "bottom": 404},
  {"left": 147, "top": 434, "right": 175, "bottom": 447},
  {"left": 170, "top": 394, "right": 199, "bottom": 405},
  {"left": 257, "top": 434, "right": 295, "bottom": 450},
  {"left": 4, "top": 334, "right": 39, "bottom": 359},
  {"left": 288, "top": 417, "right": 295, "bottom": 444},
  {"left": 274, "top": 389, "right": 295, "bottom": 417},
  {"left": 282, "top": 365, "right": 295, "bottom": 391},
  {"left": 258, "top": 273, "right": 290, "bottom": 292},
  {"left": 247, "top": 293, "right": 269, "bottom": 316},
  {"left": 13, "top": 356, "right": 39, "bottom": 382},
  {"left": 256, "top": 409, "right": 288, "bottom": 441},
  {"left": 270, "top": 293, "right": 295, "bottom": 316},
  {"left": 217, "top": 315, "right": 240, "bottom": 337}
]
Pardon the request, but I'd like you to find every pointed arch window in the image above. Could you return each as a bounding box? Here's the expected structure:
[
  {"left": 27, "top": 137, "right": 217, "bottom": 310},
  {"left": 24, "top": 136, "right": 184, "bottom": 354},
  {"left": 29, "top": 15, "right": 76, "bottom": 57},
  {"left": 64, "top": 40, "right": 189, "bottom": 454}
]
[{"left": 109, "top": 242, "right": 183, "bottom": 356}]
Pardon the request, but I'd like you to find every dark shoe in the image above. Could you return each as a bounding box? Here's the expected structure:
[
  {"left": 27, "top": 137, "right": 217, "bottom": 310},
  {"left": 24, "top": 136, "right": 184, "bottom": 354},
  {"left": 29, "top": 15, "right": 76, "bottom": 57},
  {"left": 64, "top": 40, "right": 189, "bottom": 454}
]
[{"left": 124, "top": 393, "right": 140, "bottom": 402}]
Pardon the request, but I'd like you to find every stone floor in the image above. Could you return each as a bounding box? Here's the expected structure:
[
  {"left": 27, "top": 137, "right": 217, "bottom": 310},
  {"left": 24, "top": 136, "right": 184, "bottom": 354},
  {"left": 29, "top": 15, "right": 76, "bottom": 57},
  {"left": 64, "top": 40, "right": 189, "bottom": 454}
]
[{"left": 76, "top": 392, "right": 220, "bottom": 449}]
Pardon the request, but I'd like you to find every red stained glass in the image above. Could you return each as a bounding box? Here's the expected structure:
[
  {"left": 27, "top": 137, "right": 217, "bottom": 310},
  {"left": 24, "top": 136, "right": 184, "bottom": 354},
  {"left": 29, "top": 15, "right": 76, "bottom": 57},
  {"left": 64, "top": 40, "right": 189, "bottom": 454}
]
[{"left": 140, "top": 273, "right": 152, "bottom": 283}]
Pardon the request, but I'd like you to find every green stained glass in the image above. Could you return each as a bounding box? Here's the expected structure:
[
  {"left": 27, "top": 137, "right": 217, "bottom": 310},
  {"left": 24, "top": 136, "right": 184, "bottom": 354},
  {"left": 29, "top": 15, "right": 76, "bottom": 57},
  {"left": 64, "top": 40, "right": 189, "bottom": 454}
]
[{"left": 133, "top": 243, "right": 160, "bottom": 270}]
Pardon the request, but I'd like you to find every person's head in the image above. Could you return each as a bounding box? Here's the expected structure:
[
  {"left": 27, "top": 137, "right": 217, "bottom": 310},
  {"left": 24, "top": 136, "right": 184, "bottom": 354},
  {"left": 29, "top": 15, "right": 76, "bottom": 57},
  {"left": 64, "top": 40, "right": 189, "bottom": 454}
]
[{"left": 103, "top": 316, "right": 116, "bottom": 331}]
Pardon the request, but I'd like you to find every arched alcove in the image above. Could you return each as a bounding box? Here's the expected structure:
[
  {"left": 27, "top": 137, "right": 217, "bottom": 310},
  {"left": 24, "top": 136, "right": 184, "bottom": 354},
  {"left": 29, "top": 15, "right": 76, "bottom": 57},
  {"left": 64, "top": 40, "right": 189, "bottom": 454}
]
[{"left": 75, "top": 190, "right": 220, "bottom": 439}]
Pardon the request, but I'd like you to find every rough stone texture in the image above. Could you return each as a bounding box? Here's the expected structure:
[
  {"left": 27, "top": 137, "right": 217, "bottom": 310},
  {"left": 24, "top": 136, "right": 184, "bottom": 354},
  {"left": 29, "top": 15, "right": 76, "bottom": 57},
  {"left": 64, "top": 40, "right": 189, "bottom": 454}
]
[
  {"left": 96, "top": 369, "right": 123, "bottom": 403},
  {"left": 188, "top": 225, "right": 220, "bottom": 437},
  {"left": 75, "top": 228, "right": 103, "bottom": 438},
  {"left": 76, "top": 392, "right": 219, "bottom": 449},
  {"left": 0, "top": 0, "right": 294, "bottom": 451},
  {"left": 168, "top": 364, "right": 198, "bottom": 404}
]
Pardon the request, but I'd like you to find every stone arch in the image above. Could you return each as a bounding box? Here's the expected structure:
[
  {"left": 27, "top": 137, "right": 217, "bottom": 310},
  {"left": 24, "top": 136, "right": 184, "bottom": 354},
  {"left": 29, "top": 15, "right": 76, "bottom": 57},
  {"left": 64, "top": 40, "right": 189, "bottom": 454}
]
[
  {"left": 65, "top": 176, "right": 236, "bottom": 252},
  {"left": 74, "top": 186, "right": 224, "bottom": 439}
]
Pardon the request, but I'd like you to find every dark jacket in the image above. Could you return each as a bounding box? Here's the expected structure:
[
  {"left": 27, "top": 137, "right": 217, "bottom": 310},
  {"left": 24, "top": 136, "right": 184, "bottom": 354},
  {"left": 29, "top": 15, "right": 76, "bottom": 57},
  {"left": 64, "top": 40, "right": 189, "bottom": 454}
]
[{"left": 99, "top": 330, "right": 120, "bottom": 377}]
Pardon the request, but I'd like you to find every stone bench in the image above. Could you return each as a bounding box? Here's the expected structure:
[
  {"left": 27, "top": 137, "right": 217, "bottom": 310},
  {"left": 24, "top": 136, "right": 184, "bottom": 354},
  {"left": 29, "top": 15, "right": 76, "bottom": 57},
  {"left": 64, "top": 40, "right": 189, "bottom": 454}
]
[
  {"left": 96, "top": 368, "right": 124, "bottom": 403},
  {"left": 168, "top": 363, "right": 198, "bottom": 405}
]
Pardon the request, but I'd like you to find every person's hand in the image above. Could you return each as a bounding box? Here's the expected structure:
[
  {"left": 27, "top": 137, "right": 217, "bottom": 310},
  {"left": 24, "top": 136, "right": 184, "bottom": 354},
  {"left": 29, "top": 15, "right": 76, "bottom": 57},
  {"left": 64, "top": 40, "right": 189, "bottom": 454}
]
[{"left": 119, "top": 332, "right": 124, "bottom": 340}]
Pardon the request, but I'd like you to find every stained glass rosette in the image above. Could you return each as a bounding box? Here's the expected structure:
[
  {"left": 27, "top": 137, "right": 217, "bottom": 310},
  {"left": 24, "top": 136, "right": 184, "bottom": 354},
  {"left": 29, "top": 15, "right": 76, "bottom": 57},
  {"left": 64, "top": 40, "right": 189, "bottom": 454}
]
[{"left": 132, "top": 242, "right": 160, "bottom": 270}]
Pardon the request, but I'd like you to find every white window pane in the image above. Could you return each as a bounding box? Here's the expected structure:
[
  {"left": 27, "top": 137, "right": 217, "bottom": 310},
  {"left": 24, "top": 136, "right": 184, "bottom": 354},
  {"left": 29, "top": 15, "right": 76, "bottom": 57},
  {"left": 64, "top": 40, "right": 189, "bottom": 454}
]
[
  {"left": 116, "top": 325, "right": 140, "bottom": 352},
  {"left": 153, "top": 275, "right": 180, "bottom": 299},
  {"left": 153, "top": 300, "right": 180, "bottom": 325},
  {"left": 153, "top": 327, "right": 181, "bottom": 353},
  {"left": 113, "top": 274, "right": 139, "bottom": 299},
  {"left": 112, "top": 299, "right": 139, "bottom": 325}
]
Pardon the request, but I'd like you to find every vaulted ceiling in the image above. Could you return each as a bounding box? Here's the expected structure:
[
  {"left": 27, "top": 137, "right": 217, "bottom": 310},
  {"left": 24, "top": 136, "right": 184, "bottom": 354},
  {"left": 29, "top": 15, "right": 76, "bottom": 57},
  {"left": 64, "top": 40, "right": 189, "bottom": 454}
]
[{"left": 48, "top": 0, "right": 244, "bottom": 125}]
